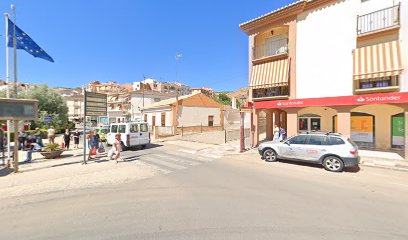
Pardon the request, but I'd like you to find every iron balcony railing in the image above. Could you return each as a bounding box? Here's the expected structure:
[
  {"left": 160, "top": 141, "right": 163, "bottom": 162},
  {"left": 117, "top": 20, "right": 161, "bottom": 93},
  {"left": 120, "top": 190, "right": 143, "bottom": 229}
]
[
  {"left": 252, "top": 85, "right": 289, "bottom": 99},
  {"left": 253, "top": 38, "right": 288, "bottom": 60},
  {"left": 357, "top": 4, "right": 400, "bottom": 35}
]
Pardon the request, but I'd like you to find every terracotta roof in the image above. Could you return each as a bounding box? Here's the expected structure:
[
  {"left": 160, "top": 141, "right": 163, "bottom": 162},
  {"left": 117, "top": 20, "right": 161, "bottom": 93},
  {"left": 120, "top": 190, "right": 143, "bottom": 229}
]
[{"left": 141, "top": 93, "right": 200, "bottom": 109}]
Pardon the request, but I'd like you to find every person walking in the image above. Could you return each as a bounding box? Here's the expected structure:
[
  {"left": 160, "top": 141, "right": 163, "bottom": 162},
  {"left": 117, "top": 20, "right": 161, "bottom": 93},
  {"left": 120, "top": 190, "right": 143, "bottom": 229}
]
[
  {"left": 47, "top": 126, "right": 56, "bottom": 144},
  {"left": 73, "top": 129, "right": 80, "bottom": 149},
  {"left": 87, "top": 130, "right": 100, "bottom": 161},
  {"left": 34, "top": 128, "right": 43, "bottom": 147},
  {"left": 18, "top": 128, "right": 27, "bottom": 150},
  {"left": 63, "top": 129, "right": 72, "bottom": 150},
  {"left": 279, "top": 127, "right": 287, "bottom": 141},
  {"left": 108, "top": 133, "right": 123, "bottom": 163}
]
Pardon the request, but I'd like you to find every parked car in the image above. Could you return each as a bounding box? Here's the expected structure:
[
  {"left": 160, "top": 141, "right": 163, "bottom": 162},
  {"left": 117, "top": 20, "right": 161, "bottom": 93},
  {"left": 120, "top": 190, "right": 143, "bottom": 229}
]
[
  {"left": 106, "top": 121, "right": 150, "bottom": 150},
  {"left": 258, "top": 132, "right": 359, "bottom": 172}
]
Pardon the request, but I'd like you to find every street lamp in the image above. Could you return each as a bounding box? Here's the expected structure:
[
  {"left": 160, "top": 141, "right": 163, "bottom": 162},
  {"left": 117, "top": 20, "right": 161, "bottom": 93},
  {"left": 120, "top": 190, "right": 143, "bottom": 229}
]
[{"left": 175, "top": 53, "right": 182, "bottom": 100}]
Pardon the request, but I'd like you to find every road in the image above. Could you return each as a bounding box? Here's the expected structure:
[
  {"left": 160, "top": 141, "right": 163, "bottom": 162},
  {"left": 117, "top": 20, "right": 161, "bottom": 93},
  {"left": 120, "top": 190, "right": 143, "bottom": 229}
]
[{"left": 1, "top": 142, "right": 408, "bottom": 240}]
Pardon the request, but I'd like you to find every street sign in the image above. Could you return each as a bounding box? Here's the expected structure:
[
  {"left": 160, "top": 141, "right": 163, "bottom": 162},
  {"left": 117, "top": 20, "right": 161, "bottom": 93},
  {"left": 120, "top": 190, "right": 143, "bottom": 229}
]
[
  {"left": 43, "top": 116, "right": 51, "bottom": 122},
  {"left": 85, "top": 92, "right": 107, "bottom": 117},
  {"left": 0, "top": 98, "right": 38, "bottom": 120}
]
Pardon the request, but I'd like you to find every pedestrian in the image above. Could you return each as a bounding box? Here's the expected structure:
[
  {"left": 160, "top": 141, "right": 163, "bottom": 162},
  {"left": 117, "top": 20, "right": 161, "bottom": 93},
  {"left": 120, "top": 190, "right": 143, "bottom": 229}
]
[
  {"left": 17, "top": 128, "right": 27, "bottom": 150},
  {"left": 87, "top": 130, "right": 100, "bottom": 161},
  {"left": 24, "top": 141, "right": 42, "bottom": 163},
  {"left": 34, "top": 127, "right": 43, "bottom": 147},
  {"left": 63, "top": 129, "right": 72, "bottom": 150},
  {"left": 73, "top": 129, "right": 80, "bottom": 149},
  {"left": 108, "top": 133, "right": 123, "bottom": 163},
  {"left": 279, "top": 127, "right": 287, "bottom": 141},
  {"left": 47, "top": 126, "right": 56, "bottom": 144},
  {"left": 273, "top": 125, "right": 280, "bottom": 141},
  {"left": 26, "top": 132, "right": 36, "bottom": 144}
]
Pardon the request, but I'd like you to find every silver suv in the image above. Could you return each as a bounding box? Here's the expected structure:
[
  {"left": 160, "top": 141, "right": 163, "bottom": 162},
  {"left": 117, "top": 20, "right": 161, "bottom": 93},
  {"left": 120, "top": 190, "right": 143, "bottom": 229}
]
[{"left": 258, "top": 132, "right": 359, "bottom": 172}]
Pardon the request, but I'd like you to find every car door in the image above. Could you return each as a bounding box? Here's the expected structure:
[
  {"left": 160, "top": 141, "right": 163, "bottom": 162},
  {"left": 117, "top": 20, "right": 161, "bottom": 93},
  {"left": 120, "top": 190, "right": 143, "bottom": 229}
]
[
  {"left": 118, "top": 124, "right": 127, "bottom": 146},
  {"left": 129, "top": 124, "right": 139, "bottom": 146},
  {"left": 138, "top": 123, "right": 150, "bottom": 145},
  {"left": 301, "top": 135, "right": 330, "bottom": 161},
  {"left": 107, "top": 124, "right": 118, "bottom": 145},
  {"left": 280, "top": 135, "right": 308, "bottom": 159}
]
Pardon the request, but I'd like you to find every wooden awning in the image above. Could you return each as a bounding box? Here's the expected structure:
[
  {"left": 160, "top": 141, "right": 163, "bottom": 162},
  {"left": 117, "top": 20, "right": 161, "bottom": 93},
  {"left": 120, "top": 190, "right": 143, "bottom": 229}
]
[
  {"left": 353, "top": 40, "right": 403, "bottom": 80},
  {"left": 250, "top": 58, "right": 289, "bottom": 89}
]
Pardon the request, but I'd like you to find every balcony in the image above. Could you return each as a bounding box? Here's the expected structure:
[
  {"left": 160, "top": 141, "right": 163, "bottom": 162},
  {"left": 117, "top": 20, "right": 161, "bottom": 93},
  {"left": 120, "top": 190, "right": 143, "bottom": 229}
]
[
  {"left": 252, "top": 85, "right": 289, "bottom": 101},
  {"left": 253, "top": 38, "right": 288, "bottom": 61},
  {"left": 354, "top": 76, "right": 399, "bottom": 94},
  {"left": 357, "top": 4, "right": 400, "bottom": 36}
]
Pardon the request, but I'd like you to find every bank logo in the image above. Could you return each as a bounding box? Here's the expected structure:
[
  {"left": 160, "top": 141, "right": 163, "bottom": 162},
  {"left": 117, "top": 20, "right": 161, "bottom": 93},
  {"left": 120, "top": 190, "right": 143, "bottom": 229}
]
[
  {"left": 357, "top": 97, "right": 365, "bottom": 102},
  {"left": 277, "top": 102, "right": 282, "bottom": 106}
]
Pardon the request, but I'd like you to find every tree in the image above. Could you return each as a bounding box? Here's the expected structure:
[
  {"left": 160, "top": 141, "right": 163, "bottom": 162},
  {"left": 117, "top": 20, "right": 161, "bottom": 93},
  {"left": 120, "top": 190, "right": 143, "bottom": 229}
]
[{"left": 0, "top": 85, "right": 69, "bottom": 129}]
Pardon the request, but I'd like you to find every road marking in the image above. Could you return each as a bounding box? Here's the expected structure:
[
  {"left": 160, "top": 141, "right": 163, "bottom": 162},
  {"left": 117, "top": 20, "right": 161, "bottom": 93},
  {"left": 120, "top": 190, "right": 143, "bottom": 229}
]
[
  {"left": 140, "top": 155, "right": 187, "bottom": 170},
  {"left": 178, "top": 149, "right": 196, "bottom": 154},
  {"left": 154, "top": 154, "right": 200, "bottom": 166}
]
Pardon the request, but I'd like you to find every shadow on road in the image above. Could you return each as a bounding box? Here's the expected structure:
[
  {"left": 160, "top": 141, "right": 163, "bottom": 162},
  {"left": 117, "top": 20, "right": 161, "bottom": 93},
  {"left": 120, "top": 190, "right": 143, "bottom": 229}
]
[
  {"left": 274, "top": 159, "right": 361, "bottom": 173},
  {"left": 0, "top": 167, "right": 13, "bottom": 177}
]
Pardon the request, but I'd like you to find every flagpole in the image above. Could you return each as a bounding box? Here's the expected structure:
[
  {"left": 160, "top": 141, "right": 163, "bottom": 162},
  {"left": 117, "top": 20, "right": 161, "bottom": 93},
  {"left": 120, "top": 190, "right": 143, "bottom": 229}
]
[
  {"left": 4, "top": 13, "right": 11, "bottom": 167},
  {"left": 11, "top": 4, "right": 19, "bottom": 173}
]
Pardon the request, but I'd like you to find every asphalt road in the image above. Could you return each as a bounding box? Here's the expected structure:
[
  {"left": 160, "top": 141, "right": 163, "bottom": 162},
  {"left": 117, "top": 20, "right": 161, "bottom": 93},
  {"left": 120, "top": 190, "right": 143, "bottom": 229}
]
[{"left": 1, "top": 144, "right": 408, "bottom": 240}]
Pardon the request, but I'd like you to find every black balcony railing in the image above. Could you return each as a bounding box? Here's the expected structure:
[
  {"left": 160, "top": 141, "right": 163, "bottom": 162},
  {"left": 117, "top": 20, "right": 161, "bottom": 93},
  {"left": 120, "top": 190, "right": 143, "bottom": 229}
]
[
  {"left": 253, "top": 38, "right": 288, "bottom": 60},
  {"left": 252, "top": 85, "right": 289, "bottom": 99},
  {"left": 357, "top": 4, "right": 400, "bottom": 35}
]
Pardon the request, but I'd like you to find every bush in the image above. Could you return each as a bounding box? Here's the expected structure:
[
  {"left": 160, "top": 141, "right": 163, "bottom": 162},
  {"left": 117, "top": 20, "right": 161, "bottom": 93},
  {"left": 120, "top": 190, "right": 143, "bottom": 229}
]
[{"left": 43, "top": 143, "right": 60, "bottom": 152}]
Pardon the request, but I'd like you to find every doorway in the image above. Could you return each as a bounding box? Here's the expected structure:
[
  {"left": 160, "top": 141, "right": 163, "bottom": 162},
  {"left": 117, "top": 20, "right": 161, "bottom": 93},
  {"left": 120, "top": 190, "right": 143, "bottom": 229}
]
[{"left": 298, "top": 114, "right": 321, "bottom": 132}]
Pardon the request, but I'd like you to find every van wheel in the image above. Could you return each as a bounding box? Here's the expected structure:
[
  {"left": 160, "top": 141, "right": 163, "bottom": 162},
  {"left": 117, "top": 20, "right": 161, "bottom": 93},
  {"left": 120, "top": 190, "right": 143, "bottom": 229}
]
[
  {"left": 323, "top": 156, "right": 344, "bottom": 172},
  {"left": 263, "top": 149, "right": 278, "bottom": 162}
]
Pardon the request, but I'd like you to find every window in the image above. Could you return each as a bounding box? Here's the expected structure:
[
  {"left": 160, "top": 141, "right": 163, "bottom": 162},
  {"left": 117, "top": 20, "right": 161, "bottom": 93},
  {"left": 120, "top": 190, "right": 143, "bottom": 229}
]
[
  {"left": 144, "top": 114, "right": 148, "bottom": 122},
  {"left": 110, "top": 125, "right": 118, "bottom": 133},
  {"left": 161, "top": 112, "right": 166, "bottom": 127},
  {"left": 287, "top": 135, "right": 307, "bottom": 145},
  {"left": 359, "top": 76, "right": 395, "bottom": 89},
  {"left": 329, "top": 137, "right": 345, "bottom": 145},
  {"left": 130, "top": 124, "right": 139, "bottom": 133},
  {"left": 208, "top": 115, "right": 214, "bottom": 126},
  {"left": 140, "top": 124, "right": 148, "bottom": 132},
  {"left": 307, "top": 135, "right": 330, "bottom": 145},
  {"left": 119, "top": 125, "right": 126, "bottom": 133}
]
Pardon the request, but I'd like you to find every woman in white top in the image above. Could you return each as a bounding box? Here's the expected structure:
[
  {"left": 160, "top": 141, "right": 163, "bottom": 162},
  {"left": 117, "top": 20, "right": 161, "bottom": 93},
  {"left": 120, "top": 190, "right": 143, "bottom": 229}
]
[
  {"left": 273, "top": 125, "right": 280, "bottom": 141},
  {"left": 109, "top": 133, "right": 123, "bottom": 163}
]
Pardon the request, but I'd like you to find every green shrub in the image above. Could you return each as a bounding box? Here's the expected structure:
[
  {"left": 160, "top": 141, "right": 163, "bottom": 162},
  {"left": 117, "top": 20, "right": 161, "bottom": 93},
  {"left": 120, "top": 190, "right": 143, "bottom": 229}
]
[{"left": 43, "top": 143, "right": 60, "bottom": 152}]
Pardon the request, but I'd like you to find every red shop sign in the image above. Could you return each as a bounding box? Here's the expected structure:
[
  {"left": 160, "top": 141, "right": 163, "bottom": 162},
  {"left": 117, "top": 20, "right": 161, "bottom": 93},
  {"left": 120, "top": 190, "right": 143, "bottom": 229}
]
[{"left": 254, "top": 92, "right": 408, "bottom": 109}]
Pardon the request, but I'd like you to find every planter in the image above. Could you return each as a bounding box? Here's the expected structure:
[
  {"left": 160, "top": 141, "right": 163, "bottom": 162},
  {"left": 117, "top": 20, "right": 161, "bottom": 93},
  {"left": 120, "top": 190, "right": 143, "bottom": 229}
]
[{"left": 40, "top": 150, "right": 64, "bottom": 159}]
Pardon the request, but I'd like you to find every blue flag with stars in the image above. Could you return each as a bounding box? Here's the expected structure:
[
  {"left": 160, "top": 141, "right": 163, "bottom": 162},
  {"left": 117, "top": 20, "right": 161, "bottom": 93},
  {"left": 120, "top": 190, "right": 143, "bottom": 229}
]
[{"left": 7, "top": 19, "right": 54, "bottom": 62}]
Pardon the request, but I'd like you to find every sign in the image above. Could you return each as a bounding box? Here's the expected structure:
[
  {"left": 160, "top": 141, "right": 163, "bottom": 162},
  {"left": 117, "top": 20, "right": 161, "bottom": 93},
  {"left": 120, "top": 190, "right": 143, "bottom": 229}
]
[
  {"left": 392, "top": 116, "right": 404, "bottom": 146},
  {"left": 0, "top": 98, "right": 38, "bottom": 120},
  {"left": 43, "top": 116, "right": 51, "bottom": 122},
  {"left": 351, "top": 116, "right": 374, "bottom": 143},
  {"left": 85, "top": 92, "right": 107, "bottom": 117},
  {"left": 254, "top": 92, "right": 408, "bottom": 109}
]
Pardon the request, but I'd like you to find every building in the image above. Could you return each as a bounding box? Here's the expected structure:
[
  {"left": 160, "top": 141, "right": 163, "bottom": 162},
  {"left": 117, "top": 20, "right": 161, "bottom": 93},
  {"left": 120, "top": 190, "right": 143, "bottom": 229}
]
[
  {"left": 240, "top": 0, "right": 407, "bottom": 153},
  {"left": 133, "top": 79, "right": 192, "bottom": 96},
  {"left": 141, "top": 93, "right": 224, "bottom": 135},
  {"left": 191, "top": 87, "right": 215, "bottom": 97},
  {"left": 130, "top": 90, "right": 176, "bottom": 120},
  {"left": 64, "top": 95, "right": 84, "bottom": 122}
]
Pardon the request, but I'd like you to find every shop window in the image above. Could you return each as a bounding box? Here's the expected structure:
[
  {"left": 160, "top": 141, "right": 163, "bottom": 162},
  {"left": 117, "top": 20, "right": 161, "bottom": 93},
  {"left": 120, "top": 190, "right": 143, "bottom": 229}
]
[
  {"left": 161, "top": 112, "right": 166, "bottom": 127},
  {"left": 351, "top": 112, "right": 375, "bottom": 148},
  {"left": 208, "top": 115, "right": 214, "bottom": 126},
  {"left": 391, "top": 113, "right": 404, "bottom": 149}
]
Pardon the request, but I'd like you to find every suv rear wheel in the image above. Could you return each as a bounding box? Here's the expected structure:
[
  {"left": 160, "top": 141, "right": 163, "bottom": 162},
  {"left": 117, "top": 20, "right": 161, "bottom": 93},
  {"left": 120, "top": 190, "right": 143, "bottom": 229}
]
[
  {"left": 323, "top": 156, "right": 344, "bottom": 172},
  {"left": 263, "top": 149, "right": 278, "bottom": 162}
]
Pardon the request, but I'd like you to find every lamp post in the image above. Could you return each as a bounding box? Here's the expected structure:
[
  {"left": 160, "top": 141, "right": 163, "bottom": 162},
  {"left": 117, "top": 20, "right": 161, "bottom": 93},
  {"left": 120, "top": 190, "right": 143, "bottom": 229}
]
[{"left": 175, "top": 53, "right": 182, "bottom": 101}]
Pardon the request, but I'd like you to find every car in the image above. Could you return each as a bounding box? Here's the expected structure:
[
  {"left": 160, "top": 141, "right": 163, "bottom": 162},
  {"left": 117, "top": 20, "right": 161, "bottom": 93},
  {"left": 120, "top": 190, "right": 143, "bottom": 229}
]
[
  {"left": 258, "top": 132, "right": 359, "bottom": 172},
  {"left": 106, "top": 121, "right": 150, "bottom": 150}
]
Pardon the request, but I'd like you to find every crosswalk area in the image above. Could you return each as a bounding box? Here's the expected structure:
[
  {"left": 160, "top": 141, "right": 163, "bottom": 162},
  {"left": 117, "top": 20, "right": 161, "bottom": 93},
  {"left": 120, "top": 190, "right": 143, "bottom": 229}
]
[{"left": 118, "top": 147, "right": 220, "bottom": 176}]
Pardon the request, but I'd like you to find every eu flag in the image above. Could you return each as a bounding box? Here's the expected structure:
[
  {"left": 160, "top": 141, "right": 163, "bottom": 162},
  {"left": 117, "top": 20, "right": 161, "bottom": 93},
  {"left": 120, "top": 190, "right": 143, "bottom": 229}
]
[{"left": 7, "top": 19, "right": 54, "bottom": 62}]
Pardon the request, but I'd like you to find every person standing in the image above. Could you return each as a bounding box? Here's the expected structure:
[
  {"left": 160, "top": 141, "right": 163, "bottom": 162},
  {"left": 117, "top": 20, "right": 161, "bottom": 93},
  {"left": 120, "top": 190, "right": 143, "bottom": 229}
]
[
  {"left": 18, "top": 128, "right": 27, "bottom": 150},
  {"left": 87, "top": 130, "right": 100, "bottom": 161},
  {"left": 73, "top": 129, "right": 80, "bottom": 149},
  {"left": 34, "top": 127, "right": 43, "bottom": 147},
  {"left": 47, "top": 126, "right": 56, "bottom": 144},
  {"left": 279, "top": 127, "right": 287, "bottom": 141},
  {"left": 273, "top": 125, "right": 280, "bottom": 141},
  {"left": 63, "top": 129, "right": 72, "bottom": 150}
]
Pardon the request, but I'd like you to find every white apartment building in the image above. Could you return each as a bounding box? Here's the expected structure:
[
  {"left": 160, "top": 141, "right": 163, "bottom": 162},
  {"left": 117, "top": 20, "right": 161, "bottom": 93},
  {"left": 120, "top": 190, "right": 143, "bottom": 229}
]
[
  {"left": 240, "top": 0, "right": 407, "bottom": 154},
  {"left": 130, "top": 90, "right": 176, "bottom": 120},
  {"left": 133, "top": 79, "right": 192, "bottom": 96}
]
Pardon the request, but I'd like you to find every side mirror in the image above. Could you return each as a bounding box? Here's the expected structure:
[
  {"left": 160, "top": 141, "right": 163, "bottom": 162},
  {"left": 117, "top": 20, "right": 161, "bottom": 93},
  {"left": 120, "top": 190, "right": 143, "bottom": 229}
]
[{"left": 284, "top": 141, "right": 290, "bottom": 146}]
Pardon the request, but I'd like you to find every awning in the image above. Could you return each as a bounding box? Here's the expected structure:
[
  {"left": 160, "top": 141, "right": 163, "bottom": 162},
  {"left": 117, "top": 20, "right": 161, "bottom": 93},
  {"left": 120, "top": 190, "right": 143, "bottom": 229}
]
[
  {"left": 353, "top": 40, "right": 403, "bottom": 80},
  {"left": 250, "top": 58, "right": 289, "bottom": 89}
]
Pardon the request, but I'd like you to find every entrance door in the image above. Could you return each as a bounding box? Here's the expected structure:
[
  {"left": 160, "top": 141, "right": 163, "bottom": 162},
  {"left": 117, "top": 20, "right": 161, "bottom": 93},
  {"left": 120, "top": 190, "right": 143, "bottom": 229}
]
[
  {"left": 391, "top": 113, "right": 404, "bottom": 149},
  {"left": 298, "top": 114, "right": 321, "bottom": 132}
]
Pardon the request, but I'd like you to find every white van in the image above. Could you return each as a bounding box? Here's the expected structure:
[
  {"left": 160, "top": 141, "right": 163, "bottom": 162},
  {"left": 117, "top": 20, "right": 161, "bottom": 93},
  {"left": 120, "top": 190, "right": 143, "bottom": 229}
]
[{"left": 107, "top": 121, "right": 150, "bottom": 150}]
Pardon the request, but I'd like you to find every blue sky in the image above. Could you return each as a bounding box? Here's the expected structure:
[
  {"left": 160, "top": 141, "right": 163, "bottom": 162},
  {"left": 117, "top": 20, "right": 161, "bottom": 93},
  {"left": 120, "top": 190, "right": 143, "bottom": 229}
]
[{"left": 0, "top": 0, "right": 294, "bottom": 92}]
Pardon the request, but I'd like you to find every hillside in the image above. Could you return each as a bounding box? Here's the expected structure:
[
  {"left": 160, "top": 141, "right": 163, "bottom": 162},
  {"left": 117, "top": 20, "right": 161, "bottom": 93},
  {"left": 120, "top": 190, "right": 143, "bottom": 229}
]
[{"left": 216, "top": 88, "right": 248, "bottom": 101}]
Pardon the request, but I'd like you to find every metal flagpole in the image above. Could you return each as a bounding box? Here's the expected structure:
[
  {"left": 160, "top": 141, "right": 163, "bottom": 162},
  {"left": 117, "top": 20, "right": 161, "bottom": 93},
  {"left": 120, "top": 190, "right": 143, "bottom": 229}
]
[
  {"left": 11, "top": 4, "right": 19, "bottom": 173},
  {"left": 4, "top": 13, "right": 11, "bottom": 167},
  {"left": 83, "top": 88, "right": 87, "bottom": 164}
]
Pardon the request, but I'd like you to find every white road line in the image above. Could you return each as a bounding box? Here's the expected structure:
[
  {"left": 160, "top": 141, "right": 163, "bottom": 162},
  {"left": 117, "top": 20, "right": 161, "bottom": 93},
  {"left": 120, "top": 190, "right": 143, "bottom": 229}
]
[
  {"left": 141, "top": 155, "right": 187, "bottom": 170},
  {"left": 178, "top": 149, "right": 196, "bottom": 154},
  {"left": 154, "top": 154, "right": 200, "bottom": 166}
]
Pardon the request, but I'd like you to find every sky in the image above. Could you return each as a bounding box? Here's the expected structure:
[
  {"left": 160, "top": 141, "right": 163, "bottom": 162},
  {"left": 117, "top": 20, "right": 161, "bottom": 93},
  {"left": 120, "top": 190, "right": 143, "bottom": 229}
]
[{"left": 0, "top": 0, "right": 294, "bottom": 92}]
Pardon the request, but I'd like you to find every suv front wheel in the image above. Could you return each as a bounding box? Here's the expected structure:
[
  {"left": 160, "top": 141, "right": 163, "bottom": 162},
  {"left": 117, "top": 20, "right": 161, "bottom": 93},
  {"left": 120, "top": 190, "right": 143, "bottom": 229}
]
[
  {"left": 263, "top": 149, "right": 278, "bottom": 162},
  {"left": 323, "top": 156, "right": 344, "bottom": 172}
]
